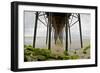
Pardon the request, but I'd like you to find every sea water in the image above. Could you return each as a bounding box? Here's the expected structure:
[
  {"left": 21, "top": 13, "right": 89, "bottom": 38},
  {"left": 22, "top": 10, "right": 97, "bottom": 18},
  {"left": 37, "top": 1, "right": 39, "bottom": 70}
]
[{"left": 24, "top": 36, "right": 90, "bottom": 50}]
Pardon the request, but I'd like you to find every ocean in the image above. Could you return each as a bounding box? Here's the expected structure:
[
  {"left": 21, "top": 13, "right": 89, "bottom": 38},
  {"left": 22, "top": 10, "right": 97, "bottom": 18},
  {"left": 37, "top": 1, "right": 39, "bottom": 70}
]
[{"left": 24, "top": 36, "right": 90, "bottom": 50}]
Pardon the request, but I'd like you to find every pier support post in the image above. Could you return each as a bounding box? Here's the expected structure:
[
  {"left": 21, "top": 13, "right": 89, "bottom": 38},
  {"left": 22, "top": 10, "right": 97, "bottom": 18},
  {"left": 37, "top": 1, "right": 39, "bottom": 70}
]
[
  {"left": 65, "top": 15, "right": 68, "bottom": 51},
  {"left": 48, "top": 13, "right": 51, "bottom": 50},
  {"left": 33, "top": 12, "right": 38, "bottom": 48},
  {"left": 78, "top": 14, "right": 83, "bottom": 48}
]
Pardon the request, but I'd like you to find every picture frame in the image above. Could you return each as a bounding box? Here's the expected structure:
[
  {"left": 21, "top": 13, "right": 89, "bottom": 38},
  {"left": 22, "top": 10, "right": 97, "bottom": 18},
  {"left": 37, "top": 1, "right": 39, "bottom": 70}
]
[{"left": 11, "top": 1, "right": 98, "bottom": 72}]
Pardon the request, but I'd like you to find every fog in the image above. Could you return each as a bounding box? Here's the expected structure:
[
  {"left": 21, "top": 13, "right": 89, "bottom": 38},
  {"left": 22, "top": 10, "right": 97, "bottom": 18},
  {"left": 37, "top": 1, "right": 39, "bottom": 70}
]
[{"left": 24, "top": 11, "right": 91, "bottom": 39}]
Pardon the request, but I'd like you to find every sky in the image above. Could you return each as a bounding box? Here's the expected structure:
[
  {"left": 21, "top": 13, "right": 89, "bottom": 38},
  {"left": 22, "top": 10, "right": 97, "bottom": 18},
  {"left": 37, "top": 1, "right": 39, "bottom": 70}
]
[{"left": 24, "top": 11, "right": 91, "bottom": 39}]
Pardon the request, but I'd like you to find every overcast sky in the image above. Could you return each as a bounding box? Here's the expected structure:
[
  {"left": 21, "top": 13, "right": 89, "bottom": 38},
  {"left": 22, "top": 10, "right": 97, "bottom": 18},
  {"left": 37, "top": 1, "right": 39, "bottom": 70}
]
[{"left": 24, "top": 11, "right": 91, "bottom": 39}]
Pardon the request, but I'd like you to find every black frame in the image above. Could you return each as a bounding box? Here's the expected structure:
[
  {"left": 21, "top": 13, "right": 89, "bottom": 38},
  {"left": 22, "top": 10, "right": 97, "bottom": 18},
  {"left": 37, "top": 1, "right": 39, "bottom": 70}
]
[{"left": 11, "top": 1, "right": 98, "bottom": 72}]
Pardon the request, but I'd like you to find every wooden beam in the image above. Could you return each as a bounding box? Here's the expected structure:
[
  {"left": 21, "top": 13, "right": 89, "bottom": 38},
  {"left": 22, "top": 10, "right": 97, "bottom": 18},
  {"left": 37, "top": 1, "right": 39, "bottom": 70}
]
[
  {"left": 38, "top": 18, "right": 47, "bottom": 26},
  {"left": 48, "top": 13, "right": 51, "bottom": 50},
  {"left": 68, "top": 23, "right": 72, "bottom": 44},
  {"left": 44, "top": 13, "right": 48, "bottom": 44},
  {"left": 65, "top": 15, "right": 68, "bottom": 51},
  {"left": 33, "top": 12, "right": 38, "bottom": 48},
  {"left": 70, "top": 20, "right": 78, "bottom": 27},
  {"left": 46, "top": 22, "right": 48, "bottom": 44},
  {"left": 78, "top": 14, "right": 83, "bottom": 48}
]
